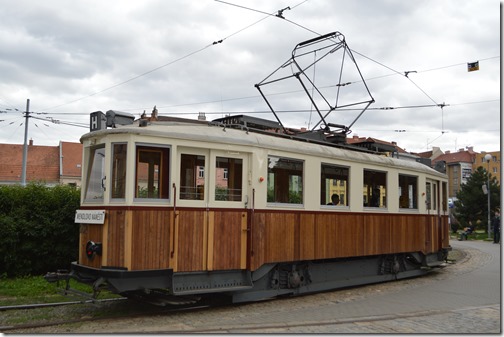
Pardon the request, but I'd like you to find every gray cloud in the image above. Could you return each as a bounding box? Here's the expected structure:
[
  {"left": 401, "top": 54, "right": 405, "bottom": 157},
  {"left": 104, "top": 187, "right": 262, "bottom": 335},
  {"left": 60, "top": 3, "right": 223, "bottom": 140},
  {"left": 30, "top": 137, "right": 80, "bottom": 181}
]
[{"left": 0, "top": 0, "right": 499, "bottom": 152}]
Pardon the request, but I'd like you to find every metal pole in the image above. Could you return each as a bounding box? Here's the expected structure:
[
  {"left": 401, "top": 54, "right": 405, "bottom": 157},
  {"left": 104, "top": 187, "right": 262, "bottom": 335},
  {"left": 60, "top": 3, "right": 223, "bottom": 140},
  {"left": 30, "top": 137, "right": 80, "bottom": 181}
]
[
  {"left": 21, "top": 99, "right": 30, "bottom": 186},
  {"left": 487, "top": 160, "right": 491, "bottom": 239}
]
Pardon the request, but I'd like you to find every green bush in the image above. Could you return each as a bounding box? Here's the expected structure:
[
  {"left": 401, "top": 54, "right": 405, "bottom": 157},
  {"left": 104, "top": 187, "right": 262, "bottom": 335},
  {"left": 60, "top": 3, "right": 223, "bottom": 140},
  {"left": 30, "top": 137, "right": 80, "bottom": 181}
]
[{"left": 0, "top": 183, "right": 80, "bottom": 277}]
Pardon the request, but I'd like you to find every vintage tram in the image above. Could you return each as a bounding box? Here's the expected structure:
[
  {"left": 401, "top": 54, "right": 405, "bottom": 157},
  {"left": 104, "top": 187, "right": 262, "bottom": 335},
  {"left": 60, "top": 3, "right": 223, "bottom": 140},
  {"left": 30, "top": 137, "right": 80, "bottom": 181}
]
[
  {"left": 47, "top": 32, "right": 451, "bottom": 305},
  {"left": 49, "top": 111, "right": 451, "bottom": 305}
]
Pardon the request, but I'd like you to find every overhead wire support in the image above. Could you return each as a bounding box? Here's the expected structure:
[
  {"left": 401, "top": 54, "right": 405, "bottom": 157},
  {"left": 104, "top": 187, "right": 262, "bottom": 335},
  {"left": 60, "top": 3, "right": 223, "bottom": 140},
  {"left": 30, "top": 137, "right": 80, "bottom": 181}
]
[
  {"left": 255, "top": 31, "right": 375, "bottom": 137},
  {"left": 21, "top": 99, "right": 30, "bottom": 186}
]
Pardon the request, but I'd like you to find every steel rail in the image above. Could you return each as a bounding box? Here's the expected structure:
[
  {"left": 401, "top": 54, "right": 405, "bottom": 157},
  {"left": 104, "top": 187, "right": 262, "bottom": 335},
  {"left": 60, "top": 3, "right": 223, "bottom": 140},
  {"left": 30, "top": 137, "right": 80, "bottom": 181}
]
[{"left": 0, "top": 297, "right": 126, "bottom": 312}]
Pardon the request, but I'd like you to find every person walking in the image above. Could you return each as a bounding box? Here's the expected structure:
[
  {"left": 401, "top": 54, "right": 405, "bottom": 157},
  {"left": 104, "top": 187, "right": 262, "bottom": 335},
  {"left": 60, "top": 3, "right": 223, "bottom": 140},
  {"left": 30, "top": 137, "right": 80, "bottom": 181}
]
[{"left": 492, "top": 210, "right": 500, "bottom": 244}]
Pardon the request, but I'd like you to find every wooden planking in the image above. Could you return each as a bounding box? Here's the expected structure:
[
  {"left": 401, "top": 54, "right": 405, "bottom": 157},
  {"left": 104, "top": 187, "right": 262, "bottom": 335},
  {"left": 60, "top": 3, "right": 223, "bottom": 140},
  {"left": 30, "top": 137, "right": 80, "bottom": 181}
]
[
  {"left": 250, "top": 212, "right": 266, "bottom": 270},
  {"left": 362, "top": 214, "right": 391, "bottom": 256},
  {"left": 335, "top": 214, "right": 365, "bottom": 257},
  {"left": 250, "top": 211, "right": 448, "bottom": 271},
  {"left": 211, "top": 210, "right": 244, "bottom": 270},
  {"left": 79, "top": 224, "right": 103, "bottom": 268},
  {"left": 389, "top": 215, "right": 424, "bottom": 254},
  {"left": 314, "top": 213, "right": 340, "bottom": 259},
  {"left": 299, "top": 213, "right": 315, "bottom": 260},
  {"left": 176, "top": 210, "right": 206, "bottom": 272},
  {"left": 80, "top": 207, "right": 448, "bottom": 273},
  {"left": 130, "top": 210, "right": 171, "bottom": 270},
  {"left": 264, "top": 212, "right": 296, "bottom": 263},
  {"left": 106, "top": 210, "right": 126, "bottom": 267}
]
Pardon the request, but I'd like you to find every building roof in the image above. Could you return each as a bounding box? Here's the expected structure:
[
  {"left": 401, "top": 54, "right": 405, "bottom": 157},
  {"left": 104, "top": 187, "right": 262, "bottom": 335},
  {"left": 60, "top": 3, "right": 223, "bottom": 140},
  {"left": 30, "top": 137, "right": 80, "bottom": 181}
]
[
  {"left": 432, "top": 150, "right": 475, "bottom": 165},
  {"left": 347, "top": 135, "right": 408, "bottom": 154},
  {"left": 0, "top": 141, "right": 82, "bottom": 184}
]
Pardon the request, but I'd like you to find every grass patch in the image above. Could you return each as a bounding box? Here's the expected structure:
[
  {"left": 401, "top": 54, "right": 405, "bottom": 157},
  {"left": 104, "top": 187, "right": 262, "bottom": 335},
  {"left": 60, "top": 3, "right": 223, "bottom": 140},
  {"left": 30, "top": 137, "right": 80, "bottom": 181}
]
[
  {"left": 452, "top": 229, "right": 493, "bottom": 241},
  {"left": 0, "top": 275, "right": 119, "bottom": 306}
]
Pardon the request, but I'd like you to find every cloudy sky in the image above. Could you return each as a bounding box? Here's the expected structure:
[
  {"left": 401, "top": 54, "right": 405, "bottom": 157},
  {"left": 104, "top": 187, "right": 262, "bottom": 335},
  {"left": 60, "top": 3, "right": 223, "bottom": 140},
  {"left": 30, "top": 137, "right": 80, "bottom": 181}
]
[{"left": 0, "top": 0, "right": 500, "bottom": 153}]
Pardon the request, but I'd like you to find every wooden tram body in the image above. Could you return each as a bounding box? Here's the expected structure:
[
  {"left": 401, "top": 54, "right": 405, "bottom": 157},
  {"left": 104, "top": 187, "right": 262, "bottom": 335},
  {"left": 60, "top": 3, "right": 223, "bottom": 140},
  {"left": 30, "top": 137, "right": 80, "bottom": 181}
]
[{"left": 69, "top": 115, "right": 451, "bottom": 304}]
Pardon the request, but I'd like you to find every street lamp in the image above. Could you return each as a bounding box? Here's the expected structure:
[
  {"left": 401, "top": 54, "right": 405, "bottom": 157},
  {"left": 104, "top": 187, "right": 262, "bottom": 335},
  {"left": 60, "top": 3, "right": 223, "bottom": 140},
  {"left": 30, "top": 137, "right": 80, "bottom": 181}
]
[{"left": 484, "top": 153, "right": 492, "bottom": 239}]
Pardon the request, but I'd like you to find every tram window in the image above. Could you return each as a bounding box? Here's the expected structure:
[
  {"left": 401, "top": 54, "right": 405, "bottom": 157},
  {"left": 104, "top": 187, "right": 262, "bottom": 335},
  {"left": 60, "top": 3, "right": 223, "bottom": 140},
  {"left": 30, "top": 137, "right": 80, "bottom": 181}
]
[
  {"left": 215, "top": 157, "right": 243, "bottom": 202},
  {"left": 321, "top": 164, "right": 349, "bottom": 206},
  {"left": 426, "top": 182, "right": 432, "bottom": 210},
  {"left": 85, "top": 145, "right": 105, "bottom": 201},
  {"left": 180, "top": 154, "right": 205, "bottom": 200},
  {"left": 363, "top": 170, "right": 387, "bottom": 208},
  {"left": 442, "top": 182, "right": 448, "bottom": 211},
  {"left": 267, "top": 156, "right": 303, "bottom": 204},
  {"left": 111, "top": 143, "right": 127, "bottom": 199},
  {"left": 398, "top": 175, "right": 418, "bottom": 209},
  {"left": 135, "top": 146, "right": 169, "bottom": 199}
]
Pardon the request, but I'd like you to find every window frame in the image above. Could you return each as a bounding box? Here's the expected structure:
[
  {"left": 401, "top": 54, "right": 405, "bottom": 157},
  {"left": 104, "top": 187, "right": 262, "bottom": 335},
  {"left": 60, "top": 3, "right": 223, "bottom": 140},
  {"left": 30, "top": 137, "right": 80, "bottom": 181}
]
[
  {"left": 398, "top": 174, "right": 418, "bottom": 210},
  {"left": 134, "top": 144, "right": 171, "bottom": 202},
  {"left": 214, "top": 156, "right": 244, "bottom": 202},
  {"left": 110, "top": 142, "right": 128, "bottom": 201},
  {"left": 363, "top": 169, "right": 387, "bottom": 209},
  {"left": 84, "top": 144, "right": 106, "bottom": 202},
  {"left": 180, "top": 152, "right": 207, "bottom": 201},
  {"left": 320, "top": 162, "right": 349, "bottom": 208},
  {"left": 267, "top": 155, "right": 304, "bottom": 206}
]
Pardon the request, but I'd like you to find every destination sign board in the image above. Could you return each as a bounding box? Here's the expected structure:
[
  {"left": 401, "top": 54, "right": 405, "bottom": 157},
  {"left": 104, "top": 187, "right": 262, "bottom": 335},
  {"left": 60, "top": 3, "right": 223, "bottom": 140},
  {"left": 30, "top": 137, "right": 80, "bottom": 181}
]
[{"left": 75, "top": 210, "right": 106, "bottom": 224}]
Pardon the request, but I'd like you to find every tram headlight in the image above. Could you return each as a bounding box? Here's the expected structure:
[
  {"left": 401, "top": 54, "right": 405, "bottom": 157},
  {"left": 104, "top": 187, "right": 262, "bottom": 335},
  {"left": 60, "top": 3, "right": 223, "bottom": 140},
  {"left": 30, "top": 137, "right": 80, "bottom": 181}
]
[{"left": 85, "top": 240, "right": 102, "bottom": 260}]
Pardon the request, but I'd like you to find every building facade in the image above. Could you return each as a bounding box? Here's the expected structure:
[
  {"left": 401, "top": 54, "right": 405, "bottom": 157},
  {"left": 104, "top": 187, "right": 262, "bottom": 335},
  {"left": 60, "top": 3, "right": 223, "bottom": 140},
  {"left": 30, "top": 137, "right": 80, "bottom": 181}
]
[{"left": 473, "top": 151, "right": 501, "bottom": 185}]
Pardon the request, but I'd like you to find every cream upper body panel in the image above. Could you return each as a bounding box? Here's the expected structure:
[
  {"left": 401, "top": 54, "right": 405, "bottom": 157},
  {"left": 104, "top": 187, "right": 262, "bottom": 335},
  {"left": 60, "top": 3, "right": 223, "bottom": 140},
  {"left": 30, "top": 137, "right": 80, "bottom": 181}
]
[{"left": 80, "top": 121, "right": 447, "bottom": 212}]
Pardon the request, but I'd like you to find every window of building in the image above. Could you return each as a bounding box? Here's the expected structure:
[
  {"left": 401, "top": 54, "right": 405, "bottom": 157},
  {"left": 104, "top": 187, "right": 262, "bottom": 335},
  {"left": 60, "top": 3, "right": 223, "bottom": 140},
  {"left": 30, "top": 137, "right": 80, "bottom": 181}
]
[
  {"left": 398, "top": 174, "right": 417, "bottom": 209},
  {"left": 111, "top": 143, "right": 127, "bottom": 199},
  {"left": 215, "top": 157, "right": 242, "bottom": 201},
  {"left": 135, "top": 146, "right": 170, "bottom": 199},
  {"left": 267, "top": 156, "right": 303, "bottom": 204},
  {"left": 363, "top": 170, "right": 387, "bottom": 208},
  {"left": 321, "top": 163, "right": 349, "bottom": 206},
  {"left": 85, "top": 145, "right": 105, "bottom": 201},
  {"left": 180, "top": 154, "right": 205, "bottom": 200}
]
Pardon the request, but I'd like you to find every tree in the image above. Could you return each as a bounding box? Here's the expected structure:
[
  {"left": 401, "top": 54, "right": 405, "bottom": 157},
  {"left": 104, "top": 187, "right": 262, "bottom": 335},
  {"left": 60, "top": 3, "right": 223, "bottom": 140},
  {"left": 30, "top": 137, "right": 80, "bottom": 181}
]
[{"left": 454, "top": 166, "right": 500, "bottom": 231}]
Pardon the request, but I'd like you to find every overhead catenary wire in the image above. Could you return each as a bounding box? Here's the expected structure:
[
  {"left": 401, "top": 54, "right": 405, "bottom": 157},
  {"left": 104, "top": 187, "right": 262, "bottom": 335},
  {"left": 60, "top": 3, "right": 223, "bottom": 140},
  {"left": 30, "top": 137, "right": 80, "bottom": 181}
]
[{"left": 40, "top": 2, "right": 307, "bottom": 113}]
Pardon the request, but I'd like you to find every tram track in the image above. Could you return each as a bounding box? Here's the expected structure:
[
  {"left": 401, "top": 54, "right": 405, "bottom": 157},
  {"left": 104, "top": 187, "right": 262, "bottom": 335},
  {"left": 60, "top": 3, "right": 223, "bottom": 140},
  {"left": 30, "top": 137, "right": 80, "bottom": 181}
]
[
  {"left": 0, "top": 297, "right": 126, "bottom": 312},
  {"left": 0, "top": 298, "right": 213, "bottom": 333},
  {"left": 1, "top": 247, "right": 470, "bottom": 333}
]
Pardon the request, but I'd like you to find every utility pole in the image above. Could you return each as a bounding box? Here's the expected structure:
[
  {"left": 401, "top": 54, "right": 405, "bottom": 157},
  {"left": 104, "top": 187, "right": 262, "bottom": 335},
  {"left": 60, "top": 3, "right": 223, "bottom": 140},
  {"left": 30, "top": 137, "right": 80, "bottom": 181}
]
[{"left": 21, "top": 99, "right": 30, "bottom": 186}]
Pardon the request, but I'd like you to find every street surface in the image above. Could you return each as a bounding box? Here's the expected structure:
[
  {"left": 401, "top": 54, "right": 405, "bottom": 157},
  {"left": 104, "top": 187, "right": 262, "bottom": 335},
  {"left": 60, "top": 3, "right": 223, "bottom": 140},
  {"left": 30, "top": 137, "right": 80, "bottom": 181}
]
[{"left": 12, "top": 239, "right": 502, "bottom": 333}]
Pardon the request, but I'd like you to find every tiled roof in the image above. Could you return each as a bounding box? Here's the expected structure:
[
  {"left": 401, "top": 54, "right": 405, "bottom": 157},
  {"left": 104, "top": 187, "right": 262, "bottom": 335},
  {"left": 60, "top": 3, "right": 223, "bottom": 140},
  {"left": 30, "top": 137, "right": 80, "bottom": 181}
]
[
  {"left": 0, "top": 143, "right": 59, "bottom": 183},
  {"left": 347, "top": 136, "right": 408, "bottom": 153},
  {"left": 0, "top": 141, "right": 82, "bottom": 184},
  {"left": 432, "top": 151, "right": 475, "bottom": 164}
]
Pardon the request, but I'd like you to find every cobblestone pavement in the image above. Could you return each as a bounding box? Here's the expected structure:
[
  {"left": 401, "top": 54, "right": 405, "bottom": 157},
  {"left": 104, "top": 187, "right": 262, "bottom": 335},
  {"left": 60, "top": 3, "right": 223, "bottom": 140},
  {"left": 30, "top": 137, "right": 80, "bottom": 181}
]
[{"left": 11, "top": 240, "right": 501, "bottom": 334}]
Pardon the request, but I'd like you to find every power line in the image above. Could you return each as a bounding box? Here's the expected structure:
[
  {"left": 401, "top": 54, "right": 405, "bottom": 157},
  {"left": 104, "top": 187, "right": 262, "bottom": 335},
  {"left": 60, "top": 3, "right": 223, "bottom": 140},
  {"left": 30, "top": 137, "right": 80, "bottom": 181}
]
[{"left": 40, "top": 2, "right": 306, "bottom": 113}]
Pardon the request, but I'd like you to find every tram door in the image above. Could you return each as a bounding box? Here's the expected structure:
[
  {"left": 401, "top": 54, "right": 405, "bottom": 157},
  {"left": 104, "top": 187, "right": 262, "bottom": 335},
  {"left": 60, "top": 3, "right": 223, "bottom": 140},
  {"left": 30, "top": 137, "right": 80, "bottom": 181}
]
[
  {"left": 209, "top": 150, "right": 250, "bottom": 271},
  {"left": 426, "top": 179, "right": 441, "bottom": 252}
]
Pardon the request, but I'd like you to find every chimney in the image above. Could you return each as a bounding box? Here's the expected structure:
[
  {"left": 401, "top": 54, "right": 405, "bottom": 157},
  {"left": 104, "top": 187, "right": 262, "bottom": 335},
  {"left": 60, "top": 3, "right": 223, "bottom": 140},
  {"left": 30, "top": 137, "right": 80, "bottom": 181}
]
[
  {"left": 445, "top": 150, "right": 450, "bottom": 154},
  {"left": 198, "top": 112, "right": 206, "bottom": 121},
  {"left": 151, "top": 105, "right": 158, "bottom": 121},
  {"left": 29, "top": 139, "right": 33, "bottom": 146},
  {"left": 391, "top": 141, "right": 397, "bottom": 146}
]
